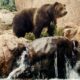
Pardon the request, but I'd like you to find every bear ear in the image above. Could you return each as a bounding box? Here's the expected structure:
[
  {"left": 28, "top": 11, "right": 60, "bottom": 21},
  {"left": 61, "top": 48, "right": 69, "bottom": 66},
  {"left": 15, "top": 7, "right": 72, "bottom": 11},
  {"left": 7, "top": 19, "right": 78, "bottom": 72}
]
[{"left": 54, "top": 2, "right": 59, "bottom": 6}]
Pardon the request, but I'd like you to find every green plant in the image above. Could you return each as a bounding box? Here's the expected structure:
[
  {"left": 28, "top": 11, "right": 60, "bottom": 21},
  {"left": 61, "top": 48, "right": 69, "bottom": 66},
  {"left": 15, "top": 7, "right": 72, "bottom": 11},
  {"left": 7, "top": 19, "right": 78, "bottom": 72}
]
[
  {"left": 41, "top": 28, "right": 48, "bottom": 37},
  {"left": 0, "top": 0, "right": 16, "bottom": 11},
  {"left": 54, "top": 27, "right": 64, "bottom": 36},
  {"left": 2, "top": 5, "right": 16, "bottom": 11},
  {"left": 25, "top": 24, "right": 64, "bottom": 41},
  {"left": 25, "top": 32, "right": 35, "bottom": 41}
]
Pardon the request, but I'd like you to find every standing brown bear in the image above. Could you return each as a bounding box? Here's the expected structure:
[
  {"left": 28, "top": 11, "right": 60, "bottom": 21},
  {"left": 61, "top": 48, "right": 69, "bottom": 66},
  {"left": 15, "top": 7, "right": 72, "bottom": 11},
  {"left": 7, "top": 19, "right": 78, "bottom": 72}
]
[{"left": 13, "top": 2, "right": 67, "bottom": 38}]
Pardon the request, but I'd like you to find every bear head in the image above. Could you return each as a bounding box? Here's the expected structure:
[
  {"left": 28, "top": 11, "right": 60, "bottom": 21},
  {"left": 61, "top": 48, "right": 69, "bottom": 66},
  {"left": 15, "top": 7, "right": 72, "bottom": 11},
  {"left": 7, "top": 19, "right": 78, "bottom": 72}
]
[{"left": 50, "top": 2, "right": 67, "bottom": 18}]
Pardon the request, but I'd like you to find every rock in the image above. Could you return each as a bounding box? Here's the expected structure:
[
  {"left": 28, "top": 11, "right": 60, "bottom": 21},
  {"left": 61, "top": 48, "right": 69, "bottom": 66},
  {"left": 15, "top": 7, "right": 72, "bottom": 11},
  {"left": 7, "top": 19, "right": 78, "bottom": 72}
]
[
  {"left": 0, "top": 9, "right": 15, "bottom": 26},
  {"left": 28, "top": 37, "right": 79, "bottom": 79},
  {"left": 0, "top": 9, "right": 10, "bottom": 13},
  {"left": 63, "top": 23, "right": 80, "bottom": 42},
  {"left": 7, "top": 36, "right": 80, "bottom": 79},
  {"left": 28, "top": 36, "right": 80, "bottom": 63},
  {"left": 0, "top": 34, "right": 79, "bottom": 78},
  {"left": 29, "top": 36, "right": 63, "bottom": 60},
  {"left": 73, "top": 27, "right": 80, "bottom": 42},
  {"left": 0, "top": 34, "right": 29, "bottom": 77},
  {"left": 27, "top": 37, "right": 80, "bottom": 79},
  {"left": 63, "top": 23, "right": 78, "bottom": 39},
  {"left": 0, "top": 29, "right": 13, "bottom": 35}
]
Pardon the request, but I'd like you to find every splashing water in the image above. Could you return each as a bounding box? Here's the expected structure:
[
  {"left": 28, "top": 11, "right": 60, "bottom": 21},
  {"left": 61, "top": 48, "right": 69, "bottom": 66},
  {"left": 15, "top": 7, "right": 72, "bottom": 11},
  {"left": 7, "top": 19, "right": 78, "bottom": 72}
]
[
  {"left": 53, "top": 51, "right": 80, "bottom": 79},
  {"left": 69, "top": 61, "right": 80, "bottom": 79},
  {"left": 6, "top": 44, "right": 80, "bottom": 79},
  {"left": 7, "top": 47, "right": 29, "bottom": 79},
  {"left": 54, "top": 51, "right": 58, "bottom": 78},
  {"left": 7, "top": 51, "right": 80, "bottom": 79},
  {"left": 65, "top": 55, "right": 72, "bottom": 78},
  {"left": 64, "top": 54, "right": 80, "bottom": 79}
]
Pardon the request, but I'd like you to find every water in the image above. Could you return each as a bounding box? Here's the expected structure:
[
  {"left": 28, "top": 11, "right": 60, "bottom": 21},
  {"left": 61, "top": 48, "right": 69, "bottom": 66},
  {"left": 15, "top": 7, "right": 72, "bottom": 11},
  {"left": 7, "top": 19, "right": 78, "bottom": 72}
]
[
  {"left": 65, "top": 56, "right": 72, "bottom": 78},
  {"left": 7, "top": 48, "right": 29, "bottom": 79},
  {"left": 69, "top": 61, "right": 80, "bottom": 79},
  {"left": 54, "top": 51, "right": 58, "bottom": 78},
  {"left": 7, "top": 47, "right": 80, "bottom": 79},
  {"left": 65, "top": 56, "right": 80, "bottom": 79}
]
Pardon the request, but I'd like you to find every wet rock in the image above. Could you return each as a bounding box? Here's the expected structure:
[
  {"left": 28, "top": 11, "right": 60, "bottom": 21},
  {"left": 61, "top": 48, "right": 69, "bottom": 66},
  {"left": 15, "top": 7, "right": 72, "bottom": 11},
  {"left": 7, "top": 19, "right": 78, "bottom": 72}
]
[
  {"left": 28, "top": 37, "right": 80, "bottom": 79},
  {"left": 0, "top": 35, "right": 80, "bottom": 79},
  {"left": 7, "top": 36, "right": 80, "bottom": 79},
  {"left": 28, "top": 36, "right": 66, "bottom": 62}
]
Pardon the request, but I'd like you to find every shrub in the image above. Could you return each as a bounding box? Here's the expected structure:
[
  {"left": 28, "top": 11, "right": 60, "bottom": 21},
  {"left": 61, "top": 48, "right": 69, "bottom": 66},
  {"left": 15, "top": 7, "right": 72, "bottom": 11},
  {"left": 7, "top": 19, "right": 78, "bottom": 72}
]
[
  {"left": 25, "top": 23, "right": 64, "bottom": 41},
  {"left": 25, "top": 33, "right": 35, "bottom": 41},
  {"left": 54, "top": 27, "right": 64, "bottom": 36},
  {"left": 0, "top": 0, "right": 16, "bottom": 11}
]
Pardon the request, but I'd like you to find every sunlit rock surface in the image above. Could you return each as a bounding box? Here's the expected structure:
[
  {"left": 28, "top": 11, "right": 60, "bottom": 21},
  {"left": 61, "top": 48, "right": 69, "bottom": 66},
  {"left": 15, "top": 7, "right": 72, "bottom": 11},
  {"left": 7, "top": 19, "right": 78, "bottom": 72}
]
[
  {"left": 63, "top": 23, "right": 80, "bottom": 42},
  {"left": 0, "top": 9, "right": 15, "bottom": 26},
  {"left": 0, "top": 34, "right": 28, "bottom": 77},
  {"left": 63, "top": 23, "right": 78, "bottom": 39}
]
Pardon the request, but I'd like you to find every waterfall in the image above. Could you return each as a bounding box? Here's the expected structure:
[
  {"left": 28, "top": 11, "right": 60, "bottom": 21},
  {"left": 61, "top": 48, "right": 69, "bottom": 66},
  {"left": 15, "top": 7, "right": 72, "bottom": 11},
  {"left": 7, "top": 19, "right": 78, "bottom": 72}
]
[
  {"left": 69, "top": 61, "right": 80, "bottom": 79},
  {"left": 7, "top": 47, "right": 30, "bottom": 79},
  {"left": 6, "top": 44, "right": 80, "bottom": 79},
  {"left": 7, "top": 50, "right": 80, "bottom": 79},
  {"left": 54, "top": 51, "right": 58, "bottom": 78}
]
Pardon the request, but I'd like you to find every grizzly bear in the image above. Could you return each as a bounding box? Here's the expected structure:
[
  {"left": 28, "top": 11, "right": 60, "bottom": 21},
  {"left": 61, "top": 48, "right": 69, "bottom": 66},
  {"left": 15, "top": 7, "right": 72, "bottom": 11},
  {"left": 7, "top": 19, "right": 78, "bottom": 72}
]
[{"left": 13, "top": 2, "right": 67, "bottom": 38}]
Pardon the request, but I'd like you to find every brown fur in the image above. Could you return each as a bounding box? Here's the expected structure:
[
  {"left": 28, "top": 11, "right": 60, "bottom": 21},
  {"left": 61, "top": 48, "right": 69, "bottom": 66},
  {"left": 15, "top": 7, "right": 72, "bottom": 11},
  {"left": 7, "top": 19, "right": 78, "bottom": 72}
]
[{"left": 13, "top": 2, "right": 67, "bottom": 38}]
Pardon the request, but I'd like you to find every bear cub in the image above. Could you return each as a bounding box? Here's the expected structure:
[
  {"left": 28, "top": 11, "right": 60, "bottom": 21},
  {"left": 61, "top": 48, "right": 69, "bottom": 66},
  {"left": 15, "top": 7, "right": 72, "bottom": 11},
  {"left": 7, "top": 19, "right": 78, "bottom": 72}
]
[{"left": 13, "top": 2, "right": 67, "bottom": 38}]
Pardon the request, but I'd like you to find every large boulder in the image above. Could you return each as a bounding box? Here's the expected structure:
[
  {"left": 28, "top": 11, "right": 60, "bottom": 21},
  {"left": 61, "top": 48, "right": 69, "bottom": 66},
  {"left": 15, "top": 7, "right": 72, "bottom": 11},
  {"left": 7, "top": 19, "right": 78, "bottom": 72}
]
[
  {"left": 0, "top": 9, "right": 15, "bottom": 28},
  {"left": 0, "top": 34, "right": 28, "bottom": 77},
  {"left": 0, "top": 29, "right": 13, "bottom": 35}
]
